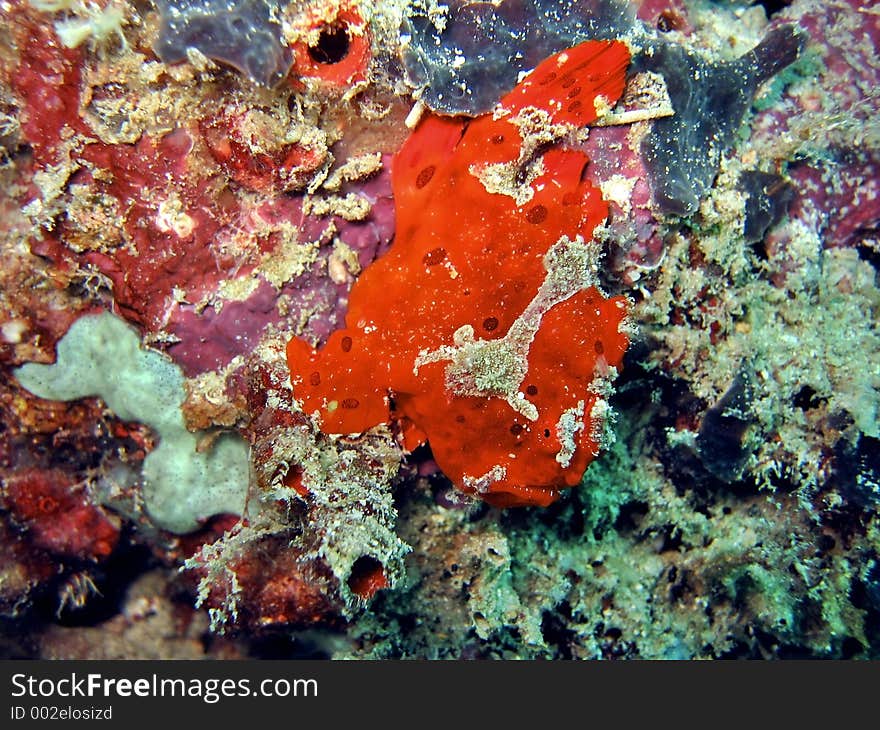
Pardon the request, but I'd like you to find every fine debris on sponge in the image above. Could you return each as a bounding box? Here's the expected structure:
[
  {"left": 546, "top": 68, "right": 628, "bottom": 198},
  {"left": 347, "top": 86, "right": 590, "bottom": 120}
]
[
  {"left": 152, "top": 0, "right": 293, "bottom": 87},
  {"left": 636, "top": 24, "right": 806, "bottom": 215}
]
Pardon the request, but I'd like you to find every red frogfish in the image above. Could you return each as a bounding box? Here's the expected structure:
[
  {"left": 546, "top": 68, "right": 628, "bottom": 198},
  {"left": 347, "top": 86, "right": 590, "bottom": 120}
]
[{"left": 287, "top": 40, "right": 631, "bottom": 506}]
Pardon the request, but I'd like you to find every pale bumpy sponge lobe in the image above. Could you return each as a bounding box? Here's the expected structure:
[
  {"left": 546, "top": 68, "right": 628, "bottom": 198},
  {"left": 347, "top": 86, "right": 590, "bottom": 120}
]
[{"left": 14, "top": 311, "right": 249, "bottom": 533}]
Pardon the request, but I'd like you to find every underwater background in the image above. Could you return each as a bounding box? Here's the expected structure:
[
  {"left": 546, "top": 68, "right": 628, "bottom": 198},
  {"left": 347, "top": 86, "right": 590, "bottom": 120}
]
[{"left": 0, "top": 0, "right": 878, "bottom": 659}]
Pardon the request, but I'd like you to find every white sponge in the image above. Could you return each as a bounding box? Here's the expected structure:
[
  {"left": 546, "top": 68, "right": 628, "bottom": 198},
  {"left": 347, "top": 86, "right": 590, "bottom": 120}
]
[{"left": 15, "top": 311, "right": 249, "bottom": 533}]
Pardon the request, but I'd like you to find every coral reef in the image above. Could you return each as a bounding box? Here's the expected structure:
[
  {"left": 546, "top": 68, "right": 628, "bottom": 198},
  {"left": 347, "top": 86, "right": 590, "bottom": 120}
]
[{"left": 0, "top": 0, "right": 877, "bottom": 660}]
